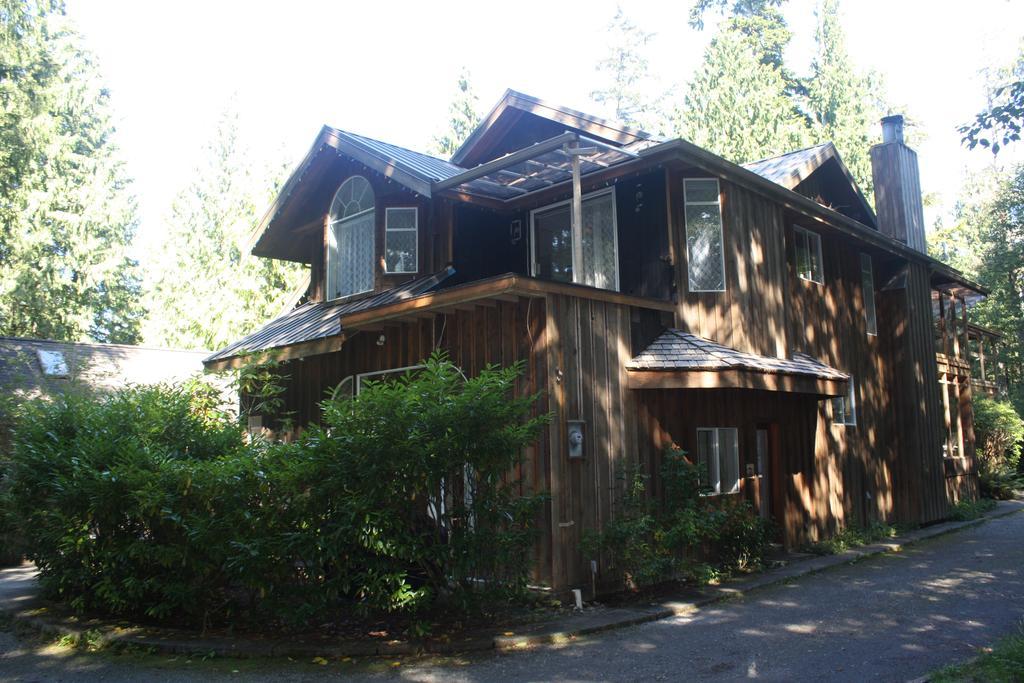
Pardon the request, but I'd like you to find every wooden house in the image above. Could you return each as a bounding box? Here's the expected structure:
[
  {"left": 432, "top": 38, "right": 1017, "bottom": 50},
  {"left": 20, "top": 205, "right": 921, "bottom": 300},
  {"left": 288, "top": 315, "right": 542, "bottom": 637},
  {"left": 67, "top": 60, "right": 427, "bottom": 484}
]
[{"left": 205, "top": 91, "right": 985, "bottom": 592}]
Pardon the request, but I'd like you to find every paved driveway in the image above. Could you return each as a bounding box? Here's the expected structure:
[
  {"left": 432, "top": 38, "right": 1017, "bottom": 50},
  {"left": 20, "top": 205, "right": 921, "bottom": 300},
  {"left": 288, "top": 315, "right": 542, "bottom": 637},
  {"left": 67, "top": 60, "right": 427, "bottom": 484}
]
[{"left": 1, "top": 511, "right": 1022, "bottom": 682}]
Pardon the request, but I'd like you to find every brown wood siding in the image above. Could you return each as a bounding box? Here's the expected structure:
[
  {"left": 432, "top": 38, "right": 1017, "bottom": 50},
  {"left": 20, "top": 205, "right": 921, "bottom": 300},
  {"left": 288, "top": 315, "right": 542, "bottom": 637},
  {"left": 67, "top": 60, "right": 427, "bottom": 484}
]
[
  {"left": 671, "top": 174, "right": 790, "bottom": 359},
  {"left": 273, "top": 297, "right": 553, "bottom": 584},
  {"left": 637, "top": 388, "right": 820, "bottom": 546},
  {"left": 542, "top": 293, "right": 656, "bottom": 590},
  {"left": 663, "top": 169, "right": 951, "bottom": 539}
]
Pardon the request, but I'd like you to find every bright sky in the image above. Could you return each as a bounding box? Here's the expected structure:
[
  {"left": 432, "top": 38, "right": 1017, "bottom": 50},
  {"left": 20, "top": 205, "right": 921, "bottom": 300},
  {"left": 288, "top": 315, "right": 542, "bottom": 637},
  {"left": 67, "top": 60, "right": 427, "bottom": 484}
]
[{"left": 67, "top": 0, "right": 1023, "bottom": 261}]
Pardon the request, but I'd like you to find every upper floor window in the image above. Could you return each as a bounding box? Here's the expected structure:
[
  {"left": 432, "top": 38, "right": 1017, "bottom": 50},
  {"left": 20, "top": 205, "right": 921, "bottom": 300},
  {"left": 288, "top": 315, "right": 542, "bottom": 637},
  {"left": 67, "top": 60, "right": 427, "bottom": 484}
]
[
  {"left": 860, "top": 253, "right": 877, "bottom": 336},
  {"left": 793, "top": 226, "right": 823, "bottom": 284},
  {"left": 683, "top": 178, "right": 726, "bottom": 292},
  {"left": 530, "top": 188, "right": 618, "bottom": 291},
  {"left": 327, "top": 176, "right": 375, "bottom": 299},
  {"left": 832, "top": 378, "right": 857, "bottom": 426},
  {"left": 385, "top": 207, "right": 418, "bottom": 274}
]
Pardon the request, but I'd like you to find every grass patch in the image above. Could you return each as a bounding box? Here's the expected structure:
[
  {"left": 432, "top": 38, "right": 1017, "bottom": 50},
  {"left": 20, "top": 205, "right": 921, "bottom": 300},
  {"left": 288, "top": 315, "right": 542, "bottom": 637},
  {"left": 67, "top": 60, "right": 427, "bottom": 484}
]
[
  {"left": 803, "top": 522, "right": 899, "bottom": 556},
  {"left": 931, "top": 628, "right": 1024, "bottom": 682},
  {"left": 949, "top": 498, "right": 998, "bottom": 521}
]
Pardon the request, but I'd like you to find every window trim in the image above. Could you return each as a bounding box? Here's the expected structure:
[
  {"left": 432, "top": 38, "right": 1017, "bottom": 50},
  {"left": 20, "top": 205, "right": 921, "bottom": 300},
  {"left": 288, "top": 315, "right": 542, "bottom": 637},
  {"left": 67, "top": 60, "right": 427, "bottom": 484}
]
[
  {"left": 355, "top": 364, "right": 425, "bottom": 394},
  {"left": 860, "top": 252, "right": 878, "bottom": 336},
  {"left": 683, "top": 177, "right": 727, "bottom": 293},
  {"left": 384, "top": 207, "right": 419, "bottom": 275},
  {"left": 832, "top": 378, "right": 857, "bottom": 427},
  {"left": 528, "top": 186, "right": 620, "bottom": 292},
  {"left": 696, "top": 426, "right": 741, "bottom": 496},
  {"left": 793, "top": 225, "right": 824, "bottom": 285},
  {"left": 326, "top": 175, "right": 376, "bottom": 301}
]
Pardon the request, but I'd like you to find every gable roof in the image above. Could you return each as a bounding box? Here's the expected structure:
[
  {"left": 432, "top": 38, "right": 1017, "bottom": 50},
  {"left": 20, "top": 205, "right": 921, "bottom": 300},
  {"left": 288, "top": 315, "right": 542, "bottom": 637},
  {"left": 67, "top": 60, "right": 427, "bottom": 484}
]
[
  {"left": 742, "top": 142, "right": 877, "bottom": 228},
  {"left": 450, "top": 89, "right": 657, "bottom": 167},
  {"left": 627, "top": 329, "right": 849, "bottom": 383}
]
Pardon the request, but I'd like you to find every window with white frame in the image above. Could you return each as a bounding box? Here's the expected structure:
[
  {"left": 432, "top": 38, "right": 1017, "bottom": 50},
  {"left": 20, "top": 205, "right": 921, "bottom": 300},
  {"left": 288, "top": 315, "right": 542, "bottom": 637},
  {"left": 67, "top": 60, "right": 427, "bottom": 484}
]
[
  {"left": 684, "top": 178, "right": 726, "bottom": 292},
  {"left": 385, "top": 207, "right": 418, "bottom": 274},
  {"left": 696, "top": 427, "right": 740, "bottom": 495},
  {"left": 530, "top": 188, "right": 619, "bottom": 291},
  {"left": 793, "top": 226, "right": 824, "bottom": 284},
  {"left": 327, "top": 175, "right": 375, "bottom": 299},
  {"left": 832, "top": 378, "right": 857, "bottom": 426},
  {"left": 355, "top": 364, "right": 425, "bottom": 394},
  {"left": 860, "top": 253, "right": 878, "bottom": 336}
]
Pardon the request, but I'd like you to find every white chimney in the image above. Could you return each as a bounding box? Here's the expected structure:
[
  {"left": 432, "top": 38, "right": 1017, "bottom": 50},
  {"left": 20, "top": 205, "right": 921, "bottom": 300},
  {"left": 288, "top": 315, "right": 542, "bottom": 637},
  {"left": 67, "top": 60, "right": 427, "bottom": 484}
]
[{"left": 870, "top": 114, "right": 926, "bottom": 252}]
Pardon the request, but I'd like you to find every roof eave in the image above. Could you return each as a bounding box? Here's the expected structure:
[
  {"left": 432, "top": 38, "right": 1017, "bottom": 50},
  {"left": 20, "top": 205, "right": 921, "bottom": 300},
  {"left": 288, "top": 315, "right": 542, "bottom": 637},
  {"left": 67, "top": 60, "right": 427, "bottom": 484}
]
[
  {"left": 646, "top": 138, "right": 929, "bottom": 265},
  {"left": 250, "top": 126, "right": 437, "bottom": 262}
]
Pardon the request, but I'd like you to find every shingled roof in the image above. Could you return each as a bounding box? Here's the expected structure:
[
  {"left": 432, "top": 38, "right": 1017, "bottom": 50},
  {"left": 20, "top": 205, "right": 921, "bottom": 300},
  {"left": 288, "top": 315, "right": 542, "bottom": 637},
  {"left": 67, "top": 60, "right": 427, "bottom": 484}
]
[{"left": 628, "top": 329, "right": 848, "bottom": 382}]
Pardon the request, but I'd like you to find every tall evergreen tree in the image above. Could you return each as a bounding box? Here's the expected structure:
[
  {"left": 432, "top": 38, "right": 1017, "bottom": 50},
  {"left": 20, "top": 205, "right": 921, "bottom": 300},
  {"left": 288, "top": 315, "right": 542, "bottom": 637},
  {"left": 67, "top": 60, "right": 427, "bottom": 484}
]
[
  {"left": 932, "top": 165, "right": 1024, "bottom": 413},
  {"left": 141, "top": 106, "right": 303, "bottom": 351},
  {"left": 0, "top": 1, "right": 143, "bottom": 343},
  {"left": 590, "top": 7, "right": 661, "bottom": 130},
  {"left": 803, "top": 0, "right": 883, "bottom": 196},
  {"left": 677, "top": 16, "right": 809, "bottom": 163},
  {"left": 429, "top": 68, "right": 480, "bottom": 158}
]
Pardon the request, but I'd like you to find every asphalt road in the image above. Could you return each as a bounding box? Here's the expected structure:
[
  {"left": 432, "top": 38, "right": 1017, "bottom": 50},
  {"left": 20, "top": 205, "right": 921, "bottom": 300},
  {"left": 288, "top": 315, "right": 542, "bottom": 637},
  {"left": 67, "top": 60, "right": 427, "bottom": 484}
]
[{"left": 2, "top": 511, "right": 1023, "bottom": 682}]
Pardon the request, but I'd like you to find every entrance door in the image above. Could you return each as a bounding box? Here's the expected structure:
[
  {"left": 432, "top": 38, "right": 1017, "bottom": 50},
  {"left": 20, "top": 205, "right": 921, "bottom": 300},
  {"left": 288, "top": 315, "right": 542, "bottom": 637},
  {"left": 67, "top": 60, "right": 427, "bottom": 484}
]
[{"left": 756, "top": 427, "right": 770, "bottom": 520}]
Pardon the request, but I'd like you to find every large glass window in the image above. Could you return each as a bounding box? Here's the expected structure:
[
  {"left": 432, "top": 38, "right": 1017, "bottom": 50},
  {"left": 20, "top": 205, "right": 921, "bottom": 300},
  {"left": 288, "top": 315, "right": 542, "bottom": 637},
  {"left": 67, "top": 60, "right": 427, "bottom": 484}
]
[
  {"left": 385, "top": 207, "right": 418, "bottom": 274},
  {"left": 861, "top": 253, "right": 878, "bottom": 336},
  {"left": 327, "top": 176, "right": 375, "bottom": 299},
  {"left": 794, "top": 226, "right": 824, "bottom": 284},
  {"left": 697, "top": 427, "right": 740, "bottom": 495},
  {"left": 684, "top": 178, "right": 726, "bottom": 292},
  {"left": 531, "top": 189, "right": 618, "bottom": 291}
]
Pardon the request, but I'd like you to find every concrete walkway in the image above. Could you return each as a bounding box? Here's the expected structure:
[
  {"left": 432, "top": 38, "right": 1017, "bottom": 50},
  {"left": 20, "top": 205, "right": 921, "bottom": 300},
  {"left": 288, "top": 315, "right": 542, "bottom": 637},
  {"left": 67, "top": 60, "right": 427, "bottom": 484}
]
[{"left": 1, "top": 500, "right": 1022, "bottom": 681}]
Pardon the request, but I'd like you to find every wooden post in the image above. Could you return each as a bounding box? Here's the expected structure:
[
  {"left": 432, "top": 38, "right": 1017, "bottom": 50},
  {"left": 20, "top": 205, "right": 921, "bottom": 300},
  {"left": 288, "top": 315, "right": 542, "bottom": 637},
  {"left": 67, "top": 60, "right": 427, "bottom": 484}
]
[
  {"left": 938, "top": 293, "right": 948, "bottom": 355},
  {"left": 949, "top": 293, "right": 960, "bottom": 358},
  {"left": 979, "top": 336, "right": 987, "bottom": 383},
  {"left": 571, "top": 148, "right": 584, "bottom": 286},
  {"left": 960, "top": 296, "right": 970, "bottom": 361}
]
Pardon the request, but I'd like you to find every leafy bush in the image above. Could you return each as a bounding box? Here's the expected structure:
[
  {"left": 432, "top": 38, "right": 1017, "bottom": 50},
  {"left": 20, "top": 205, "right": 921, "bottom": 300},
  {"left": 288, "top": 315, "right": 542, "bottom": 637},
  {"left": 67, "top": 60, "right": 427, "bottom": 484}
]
[
  {"left": 804, "top": 522, "right": 898, "bottom": 555},
  {"left": 583, "top": 448, "right": 772, "bottom": 590},
  {"left": 973, "top": 397, "right": 1024, "bottom": 499},
  {"left": 6, "top": 352, "right": 547, "bottom": 627},
  {"left": 974, "top": 397, "right": 1024, "bottom": 472},
  {"left": 0, "top": 456, "right": 21, "bottom": 566},
  {"left": 949, "top": 497, "right": 997, "bottom": 521}
]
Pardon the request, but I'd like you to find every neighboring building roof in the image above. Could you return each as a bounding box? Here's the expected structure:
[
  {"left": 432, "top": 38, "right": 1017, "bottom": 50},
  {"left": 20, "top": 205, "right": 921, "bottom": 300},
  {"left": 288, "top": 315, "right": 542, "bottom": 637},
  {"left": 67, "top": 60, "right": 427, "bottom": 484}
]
[
  {"left": 203, "top": 267, "right": 456, "bottom": 365},
  {"left": 0, "top": 337, "right": 211, "bottom": 397},
  {"left": 627, "top": 329, "right": 849, "bottom": 382}
]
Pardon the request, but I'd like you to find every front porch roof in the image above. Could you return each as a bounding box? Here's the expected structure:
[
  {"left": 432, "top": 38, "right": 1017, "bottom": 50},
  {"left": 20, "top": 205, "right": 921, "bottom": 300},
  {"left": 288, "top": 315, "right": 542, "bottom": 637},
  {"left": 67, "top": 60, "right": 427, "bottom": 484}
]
[
  {"left": 203, "top": 271, "right": 675, "bottom": 371},
  {"left": 627, "top": 329, "right": 848, "bottom": 396}
]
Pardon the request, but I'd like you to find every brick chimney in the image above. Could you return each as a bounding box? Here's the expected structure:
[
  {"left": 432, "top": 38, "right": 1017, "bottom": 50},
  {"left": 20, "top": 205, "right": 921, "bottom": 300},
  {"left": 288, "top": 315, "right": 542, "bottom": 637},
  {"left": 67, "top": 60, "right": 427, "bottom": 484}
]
[{"left": 869, "top": 115, "right": 926, "bottom": 252}]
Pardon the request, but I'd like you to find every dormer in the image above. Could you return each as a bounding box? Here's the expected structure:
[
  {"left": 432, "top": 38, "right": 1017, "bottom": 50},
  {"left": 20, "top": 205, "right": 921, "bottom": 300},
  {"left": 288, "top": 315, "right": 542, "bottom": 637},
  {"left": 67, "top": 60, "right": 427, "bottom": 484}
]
[{"left": 451, "top": 89, "right": 655, "bottom": 167}]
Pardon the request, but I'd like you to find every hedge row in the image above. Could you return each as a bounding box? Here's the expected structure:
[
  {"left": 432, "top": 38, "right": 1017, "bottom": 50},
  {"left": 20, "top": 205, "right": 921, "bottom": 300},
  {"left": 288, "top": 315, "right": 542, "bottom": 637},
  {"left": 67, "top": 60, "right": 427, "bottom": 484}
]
[{"left": 3, "top": 354, "right": 547, "bottom": 627}]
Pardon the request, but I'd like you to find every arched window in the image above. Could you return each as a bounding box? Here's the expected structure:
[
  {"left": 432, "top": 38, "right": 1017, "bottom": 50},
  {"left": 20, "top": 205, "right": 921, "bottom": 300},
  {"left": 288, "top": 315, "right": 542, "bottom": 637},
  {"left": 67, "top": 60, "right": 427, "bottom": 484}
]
[{"left": 327, "top": 176, "right": 375, "bottom": 298}]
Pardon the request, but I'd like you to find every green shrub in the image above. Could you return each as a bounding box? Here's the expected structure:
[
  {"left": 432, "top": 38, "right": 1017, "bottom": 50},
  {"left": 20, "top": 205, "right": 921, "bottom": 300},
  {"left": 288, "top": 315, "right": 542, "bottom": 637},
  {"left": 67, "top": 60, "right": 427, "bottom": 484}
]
[
  {"left": 974, "top": 397, "right": 1024, "bottom": 471},
  {"left": 950, "top": 497, "right": 997, "bottom": 521},
  {"left": 6, "top": 352, "right": 547, "bottom": 627},
  {"left": 0, "top": 456, "right": 21, "bottom": 567},
  {"left": 583, "top": 448, "right": 772, "bottom": 590},
  {"left": 973, "top": 397, "right": 1024, "bottom": 500},
  {"left": 804, "top": 521, "right": 898, "bottom": 555}
]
